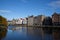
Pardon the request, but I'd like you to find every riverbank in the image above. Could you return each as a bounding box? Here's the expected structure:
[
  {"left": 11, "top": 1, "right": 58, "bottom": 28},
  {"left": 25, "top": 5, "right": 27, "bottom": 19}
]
[{"left": 8, "top": 24, "right": 60, "bottom": 27}]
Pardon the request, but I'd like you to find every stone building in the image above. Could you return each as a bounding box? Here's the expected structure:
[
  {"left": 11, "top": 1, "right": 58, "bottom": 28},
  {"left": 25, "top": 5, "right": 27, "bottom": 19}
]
[
  {"left": 27, "top": 15, "right": 34, "bottom": 26},
  {"left": 12, "top": 19, "right": 16, "bottom": 25},
  {"left": 52, "top": 12, "right": 60, "bottom": 26},
  {"left": 12, "top": 18, "right": 27, "bottom": 25},
  {"left": 15, "top": 18, "right": 23, "bottom": 24},
  {"left": 33, "top": 15, "right": 45, "bottom": 26},
  {"left": 7, "top": 20, "right": 12, "bottom": 25},
  {"left": 42, "top": 17, "right": 52, "bottom": 26}
]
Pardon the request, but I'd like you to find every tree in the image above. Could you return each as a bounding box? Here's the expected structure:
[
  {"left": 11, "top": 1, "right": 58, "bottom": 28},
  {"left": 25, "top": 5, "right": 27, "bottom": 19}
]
[{"left": 0, "top": 15, "right": 8, "bottom": 28}]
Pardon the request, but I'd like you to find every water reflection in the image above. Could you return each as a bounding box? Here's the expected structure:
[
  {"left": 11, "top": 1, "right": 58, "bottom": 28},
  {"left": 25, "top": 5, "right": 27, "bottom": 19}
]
[
  {"left": 53, "top": 30, "right": 60, "bottom": 40},
  {"left": 0, "top": 29, "right": 7, "bottom": 40},
  {"left": 8, "top": 26, "right": 53, "bottom": 40},
  {"left": 0, "top": 26, "right": 60, "bottom": 40}
]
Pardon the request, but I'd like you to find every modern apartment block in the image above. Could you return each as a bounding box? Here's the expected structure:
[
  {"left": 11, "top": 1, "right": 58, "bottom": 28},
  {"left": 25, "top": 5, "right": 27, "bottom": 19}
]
[{"left": 52, "top": 12, "right": 60, "bottom": 26}]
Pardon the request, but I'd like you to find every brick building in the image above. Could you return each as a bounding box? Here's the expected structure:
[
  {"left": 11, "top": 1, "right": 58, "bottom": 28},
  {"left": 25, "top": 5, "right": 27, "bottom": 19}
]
[{"left": 52, "top": 13, "right": 60, "bottom": 26}]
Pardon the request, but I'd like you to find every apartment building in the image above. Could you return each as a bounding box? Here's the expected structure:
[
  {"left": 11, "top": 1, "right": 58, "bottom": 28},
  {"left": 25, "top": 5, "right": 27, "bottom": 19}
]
[
  {"left": 52, "top": 12, "right": 60, "bottom": 26},
  {"left": 27, "top": 15, "right": 34, "bottom": 26},
  {"left": 34, "top": 15, "right": 45, "bottom": 26}
]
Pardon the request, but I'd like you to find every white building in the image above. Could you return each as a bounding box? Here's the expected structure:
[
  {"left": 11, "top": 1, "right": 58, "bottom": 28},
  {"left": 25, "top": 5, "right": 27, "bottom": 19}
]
[
  {"left": 12, "top": 18, "right": 27, "bottom": 25},
  {"left": 23, "top": 18, "right": 27, "bottom": 24},
  {"left": 16, "top": 18, "right": 23, "bottom": 24}
]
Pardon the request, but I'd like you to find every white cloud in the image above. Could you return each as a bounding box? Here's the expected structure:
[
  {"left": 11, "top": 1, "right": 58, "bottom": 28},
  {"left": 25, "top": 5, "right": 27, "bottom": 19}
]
[
  {"left": 0, "top": 10, "right": 11, "bottom": 13},
  {"left": 48, "top": 1, "right": 60, "bottom": 9}
]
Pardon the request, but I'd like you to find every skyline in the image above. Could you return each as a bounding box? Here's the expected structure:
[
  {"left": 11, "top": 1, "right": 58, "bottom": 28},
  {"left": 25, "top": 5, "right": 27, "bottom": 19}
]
[{"left": 0, "top": 0, "right": 60, "bottom": 20}]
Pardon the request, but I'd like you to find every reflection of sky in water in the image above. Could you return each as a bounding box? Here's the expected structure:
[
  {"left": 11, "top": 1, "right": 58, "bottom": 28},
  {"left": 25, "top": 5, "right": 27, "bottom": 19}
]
[{"left": 2, "top": 26, "right": 53, "bottom": 40}]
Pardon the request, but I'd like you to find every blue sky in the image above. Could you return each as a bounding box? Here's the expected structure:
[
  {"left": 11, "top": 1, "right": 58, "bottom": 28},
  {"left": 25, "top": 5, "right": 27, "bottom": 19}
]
[{"left": 0, "top": 0, "right": 60, "bottom": 20}]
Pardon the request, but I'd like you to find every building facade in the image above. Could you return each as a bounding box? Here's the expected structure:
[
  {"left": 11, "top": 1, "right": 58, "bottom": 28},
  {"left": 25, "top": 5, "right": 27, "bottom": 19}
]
[
  {"left": 22, "top": 18, "right": 27, "bottom": 24},
  {"left": 15, "top": 18, "right": 23, "bottom": 24},
  {"left": 52, "top": 13, "right": 60, "bottom": 26},
  {"left": 34, "top": 15, "right": 45, "bottom": 26},
  {"left": 11, "top": 18, "right": 27, "bottom": 25},
  {"left": 27, "top": 15, "right": 34, "bottom": 26},
  {"left": 7, "top": 20, "right": 12, "bottom": 25},
  {"left": 42, "top": 17, "right": 52, "bottom": 25},
  {"left": 12, "top": 19, "right": 16, "bottom": 25}
]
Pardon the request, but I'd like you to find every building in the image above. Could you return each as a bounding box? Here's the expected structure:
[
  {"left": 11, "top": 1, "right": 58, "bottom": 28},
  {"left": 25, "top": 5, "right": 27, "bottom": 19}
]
[
  {"left": 27, "top": 15, "right": 34, "bottom": 26},
  {"left": 15, "top": 18, "right": 23, "bottom": 24},
  {"left": 12, "top": 18, "right": 23, "bottom": 25},
  {"left": 12, "top": 19, "right": 16, "bottom": 25},
  {"left": 7, "top": 20, "right": 12, "bottom": 25},
  {"left": 52, "top": 12, "right": 60, "bottom": 26},
  {"left": 22, "top": 18, "right": 27, "bottom": 24},
  {"left": 42, "top": 17, "right": 52, "bottom": 26},
  {"left": 11, "top": 18, "right": 27, "bottom": 25},
  {"left": 34, "top": 15, "right": 45, "bottom": 26}
]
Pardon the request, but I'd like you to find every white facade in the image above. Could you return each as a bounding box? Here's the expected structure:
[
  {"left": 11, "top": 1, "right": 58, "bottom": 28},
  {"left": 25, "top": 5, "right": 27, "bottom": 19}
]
[
  {"left": 12, "top": 18, "right": 27, "bottom": 25},
  {"left": 16, "top": 18, "right": 23, "bottom": 24},
  {"left": 23, "top": 18, "right": 27, "bottom": 24}
]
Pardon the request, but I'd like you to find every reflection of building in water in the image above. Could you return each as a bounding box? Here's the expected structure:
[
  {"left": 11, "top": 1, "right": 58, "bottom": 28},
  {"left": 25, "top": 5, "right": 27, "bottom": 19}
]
[
  {"left": 27, "top": 27, "right": 44, "bottom": 36},
  {"left": 27, "top": 27, "right": 45, "bottom": 40},
  {"left": 0, "top": 29, "right": 7, "bottom": 40},
  {"left": 12, "top": 27, "right": 22, "bottom": 30},
  {"left": 53, "top": 31, "right": 60, "bottom": 40},
  {"left": 27, "top": 27, "right": 34, "bottom": 35}
]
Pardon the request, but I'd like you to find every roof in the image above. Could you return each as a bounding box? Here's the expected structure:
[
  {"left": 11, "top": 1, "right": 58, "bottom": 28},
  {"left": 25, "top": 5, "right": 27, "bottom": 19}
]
[{"left": 52, "top": 12, "right": 60, "bottom": 16}]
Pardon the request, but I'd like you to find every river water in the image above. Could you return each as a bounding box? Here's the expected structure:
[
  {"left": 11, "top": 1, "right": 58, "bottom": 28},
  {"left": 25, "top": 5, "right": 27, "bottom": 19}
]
[{"left": 0, "top": 26, "right": 60, "bottom": 40}]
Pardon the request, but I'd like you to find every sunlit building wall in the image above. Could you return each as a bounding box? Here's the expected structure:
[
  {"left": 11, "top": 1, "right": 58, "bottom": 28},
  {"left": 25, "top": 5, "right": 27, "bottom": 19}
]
[
  {"left": 52, "top": 13, "right": 60, "bottom": 26},
  {"left": 28, "top": 15, "right": 34, "bottom": 26},
  {"left": 34, "top": 15, "right": 45, "bottom": 26}
]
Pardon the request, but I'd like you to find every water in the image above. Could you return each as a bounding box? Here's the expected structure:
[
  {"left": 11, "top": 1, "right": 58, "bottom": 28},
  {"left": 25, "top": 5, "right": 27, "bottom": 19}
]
[{"left": 0, "top": 26, "right": 60, "bottom": 40}]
